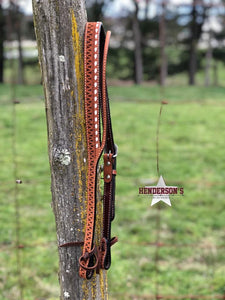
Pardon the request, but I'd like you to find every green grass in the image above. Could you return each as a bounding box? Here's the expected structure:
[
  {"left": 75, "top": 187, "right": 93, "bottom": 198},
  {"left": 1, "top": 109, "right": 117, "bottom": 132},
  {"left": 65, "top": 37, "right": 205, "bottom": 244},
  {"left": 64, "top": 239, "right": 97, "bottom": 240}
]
[{"left": 0, "top": 83, "right": 225, "bottom": 299}]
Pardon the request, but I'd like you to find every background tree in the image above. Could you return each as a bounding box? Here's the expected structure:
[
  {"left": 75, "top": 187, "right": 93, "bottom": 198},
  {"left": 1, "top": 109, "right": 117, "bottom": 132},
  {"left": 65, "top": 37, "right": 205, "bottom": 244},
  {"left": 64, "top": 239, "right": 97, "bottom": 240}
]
[
  {"left": 188, "top": 0, "right": 207, "bottom": 85},
  {"left": 0, "top": 2, "right": 5, "bottom": 83},
  {"left": 145, "top": 0, "right": 150, "bottom": 20},
  {"left": 159, "top": 1, "right": 167, "bottom": 86},
  {"left": 6, "top": 1, "right": 24, "bottom": 84},
  {"left": 132, "top": 0, "right": 143, "bottom": 84},
  {"left": 11, "top": 1, "right": 24, "bottom": 85},
  {"left": 204, "top": 29, "right": 212, "bottom": 86},
  {"left": 87, "top": 0, "right": 114, "bottom": 21}
]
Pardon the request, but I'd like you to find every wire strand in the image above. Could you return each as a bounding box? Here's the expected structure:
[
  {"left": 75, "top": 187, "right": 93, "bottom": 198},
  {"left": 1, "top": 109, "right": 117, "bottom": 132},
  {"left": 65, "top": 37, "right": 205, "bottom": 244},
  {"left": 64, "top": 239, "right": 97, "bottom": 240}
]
[{"left": 8, "top": 3, "right": 24, "bottom": 299}]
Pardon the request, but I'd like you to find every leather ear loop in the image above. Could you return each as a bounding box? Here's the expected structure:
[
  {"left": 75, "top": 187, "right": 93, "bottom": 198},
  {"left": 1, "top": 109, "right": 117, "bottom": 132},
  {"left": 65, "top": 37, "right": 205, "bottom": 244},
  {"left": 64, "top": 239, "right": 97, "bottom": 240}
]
[
  {"left": 79, "top": 24, "right": 112, "bottom": 280},
  {"left": 59, "top": 241, "right": 84, "bottom": 247},
  {"left": 59, "top": 24, "right": 116, "bottom": 280}
]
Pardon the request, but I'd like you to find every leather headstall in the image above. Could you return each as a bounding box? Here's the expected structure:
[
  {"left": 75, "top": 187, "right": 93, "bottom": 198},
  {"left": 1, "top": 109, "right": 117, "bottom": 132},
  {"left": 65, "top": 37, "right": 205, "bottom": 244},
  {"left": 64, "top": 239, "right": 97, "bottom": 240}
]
[{"left": 59, "top": 22, "right": 118, "bottom": 280}]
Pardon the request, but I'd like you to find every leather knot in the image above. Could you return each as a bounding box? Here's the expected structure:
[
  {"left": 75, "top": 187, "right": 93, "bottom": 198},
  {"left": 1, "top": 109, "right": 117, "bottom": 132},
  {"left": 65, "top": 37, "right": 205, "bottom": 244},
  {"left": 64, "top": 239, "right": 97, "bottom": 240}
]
[{"left": 79, "top": 246, "right": 99, "bottom": 271}]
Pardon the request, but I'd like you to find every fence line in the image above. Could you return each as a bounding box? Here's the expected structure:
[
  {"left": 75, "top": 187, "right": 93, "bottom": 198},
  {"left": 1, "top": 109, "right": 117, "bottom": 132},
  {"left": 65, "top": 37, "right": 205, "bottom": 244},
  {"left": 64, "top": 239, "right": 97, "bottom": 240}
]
[
  {"left": 110, "top": 293, "right": 225, "bottom": 299},
  {"left": 0, "top": 240, "right": 224, "bottom": 253},
  {"left": 2, "top": 177, "right": 225, "bottom": 189},
  {"left": 1, "top": 59, "right": 225, "bottom": 300},
  {"left": 11, "top": 81, "right": 23, "bottom": 300},
  {"left": 2, "top": 94, "right": 225, "bottom": 106},
  {"left": 8, "top": 3, "right": 24, "bottom": 294},
  {"left": 1, "top": 98, "right": 224, "bottom": 298}
]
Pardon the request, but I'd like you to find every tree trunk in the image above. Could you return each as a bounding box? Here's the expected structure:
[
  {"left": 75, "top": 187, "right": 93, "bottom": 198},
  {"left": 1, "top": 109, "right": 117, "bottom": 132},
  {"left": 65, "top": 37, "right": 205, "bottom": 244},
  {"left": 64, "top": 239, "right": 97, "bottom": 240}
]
[
  {"left": 204, "top": 31, "right": 212, "bottom": 87},
  {"left": 159, "top": 1, "right": 167, "bottom": 86},
  {"left": 145, "top": 0, "right": 150, "bottom": 20},
  {"left": 213, "top": 60, "right": 218, "bottom": 86},
  {"left": 16, "top": 20, "right": 24, "bottom": 85},
  {"left": 188, "top": 0, "right": 197, "bottom": 85},
  {"left": 89, "top": 0, "right": 104, "bottom": 21},
  {"left": 32, "top": 1, "right": 108, "bottom": 299},
  {"left": 0, "top": 3, "right": 4, "bottom": 83},
  {"left": 8, "top": 1, "right": 24, "bottom": 84},
  {"left": 133, "top": 1, "right": 143, "bottom": 84}
]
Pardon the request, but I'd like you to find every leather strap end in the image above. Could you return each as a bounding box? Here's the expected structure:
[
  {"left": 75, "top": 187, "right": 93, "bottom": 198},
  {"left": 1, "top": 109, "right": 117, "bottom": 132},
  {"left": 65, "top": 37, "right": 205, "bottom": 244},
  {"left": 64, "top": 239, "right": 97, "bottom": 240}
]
[
  {"left": 59, "top": 241, "right": 84, "bottom": 248},
  {"left": 110, "top": 236, "right": 118, "bottom": 246}
]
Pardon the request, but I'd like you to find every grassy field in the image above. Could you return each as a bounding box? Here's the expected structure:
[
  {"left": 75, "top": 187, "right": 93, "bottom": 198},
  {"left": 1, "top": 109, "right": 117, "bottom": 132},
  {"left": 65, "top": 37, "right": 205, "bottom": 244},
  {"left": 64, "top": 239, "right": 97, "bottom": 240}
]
[{"left": 0, "top": 83, "right": 225, "bottom": 299}]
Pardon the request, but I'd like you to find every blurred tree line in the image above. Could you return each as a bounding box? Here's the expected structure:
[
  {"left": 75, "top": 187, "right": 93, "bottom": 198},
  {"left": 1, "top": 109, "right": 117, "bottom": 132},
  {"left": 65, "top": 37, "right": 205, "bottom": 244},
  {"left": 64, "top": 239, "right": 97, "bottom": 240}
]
[
  {"left": 87, "top": 0, "right": 225, "bottom": 85},
  {"left": 0, "top": 0, "right": 225, "bottom": 85},
  {"left": 0, "top": 0, "right": 35, "bottom": 84}
]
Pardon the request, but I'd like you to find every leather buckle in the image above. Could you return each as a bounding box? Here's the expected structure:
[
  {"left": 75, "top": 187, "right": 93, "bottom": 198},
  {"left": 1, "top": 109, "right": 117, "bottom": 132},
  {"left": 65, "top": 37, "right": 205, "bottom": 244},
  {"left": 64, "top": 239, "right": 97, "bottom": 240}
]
[
  {"left": 104, "top": 153, "right": 113, "bottom": 183},
  {"left": 103, "top": 145, "right": 118, "bottom": 183}
]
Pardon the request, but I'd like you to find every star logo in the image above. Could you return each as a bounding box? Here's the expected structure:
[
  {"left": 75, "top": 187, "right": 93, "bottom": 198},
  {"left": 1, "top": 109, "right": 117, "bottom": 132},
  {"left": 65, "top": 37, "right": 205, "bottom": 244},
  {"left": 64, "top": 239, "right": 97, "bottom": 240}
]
[{"left": 146, "top": 175, "right": 178, "bottom": 207}]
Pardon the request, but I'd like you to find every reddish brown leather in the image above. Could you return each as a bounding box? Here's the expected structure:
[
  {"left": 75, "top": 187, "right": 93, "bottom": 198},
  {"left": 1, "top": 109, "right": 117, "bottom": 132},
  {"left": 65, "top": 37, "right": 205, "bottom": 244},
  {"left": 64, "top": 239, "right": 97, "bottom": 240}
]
[
  {"left": 112, "top": 170, "right": 117, "bottom": 175},
  {"left": 103, "top": 153, "right": 114, "bottom": 183}
]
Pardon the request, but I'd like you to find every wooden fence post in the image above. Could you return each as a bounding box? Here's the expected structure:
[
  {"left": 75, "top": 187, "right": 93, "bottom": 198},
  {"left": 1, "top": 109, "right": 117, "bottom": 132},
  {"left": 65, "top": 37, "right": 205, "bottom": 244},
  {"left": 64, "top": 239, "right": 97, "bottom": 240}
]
[{"left": 32, "top": 1, "right": 108, "bottom": 299}]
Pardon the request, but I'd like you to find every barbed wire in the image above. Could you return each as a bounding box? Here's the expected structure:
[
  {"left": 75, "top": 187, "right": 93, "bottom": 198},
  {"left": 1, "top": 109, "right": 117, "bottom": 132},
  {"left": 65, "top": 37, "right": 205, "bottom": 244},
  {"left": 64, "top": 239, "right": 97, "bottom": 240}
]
[
  {"left": 0, "top": 239, "right": 224, "bottom": 252},
  {"left": 11, "top": 86, "right": 24, "bottom": 300},
  {"left": 6, "top": 4, "right": 24, "bottom": 299},
  {"left": 110, "top": 293, "right": 225, "bottom": 299},
  {"left": 2, "top": 96, "right": 225, "bottom": 106}
]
